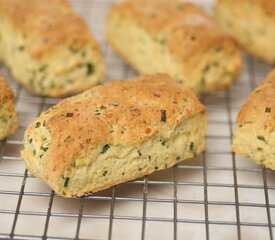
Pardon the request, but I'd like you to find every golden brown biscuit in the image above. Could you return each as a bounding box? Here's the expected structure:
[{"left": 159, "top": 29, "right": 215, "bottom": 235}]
[
  {"left": 106, "top": 0, "right": 242, "bottom": 95},
  {"left": 0, "top": 74, "right": 18, "bottom": 140},
  {"left": 232, "top": 70, "right": 275, "bottom": 169},
  {"left": 214, "top": 0, "right": 275, "bottom": 63},
  {"left": 0, "top": 0, "right": 105, "bottom": 97},
  {"left": 21, "top": 74, "right": 207, "bottom": 197}
]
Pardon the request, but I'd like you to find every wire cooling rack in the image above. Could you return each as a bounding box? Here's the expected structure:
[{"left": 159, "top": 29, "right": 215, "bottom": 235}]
[{"left": 0, "top": 0, "right": 275, "bottom": 239}]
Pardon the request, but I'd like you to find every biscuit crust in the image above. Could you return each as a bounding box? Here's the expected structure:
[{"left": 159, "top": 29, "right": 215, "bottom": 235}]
[
  {"left": 0, "top": 0, "right": 105, "bottom": 97},
  {"left": 232, "top": 70, "right": 275, "bottom": 169},
  {"left": 107, "top": 0, "right": 242, "bottom": 95},
  {"left": 0, "top": 74, "right": 18, "bottom": 140},
  {"left": 21, "top": 74, "right": 207, "bottom": 197},
  {"left": 215, "top": 0, "right": 275, "bottom": 63}
]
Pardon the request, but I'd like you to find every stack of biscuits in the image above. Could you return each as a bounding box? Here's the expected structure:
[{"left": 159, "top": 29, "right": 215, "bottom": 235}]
[{"left": 0, "top": 0, "right": 273, "bottom": 197}]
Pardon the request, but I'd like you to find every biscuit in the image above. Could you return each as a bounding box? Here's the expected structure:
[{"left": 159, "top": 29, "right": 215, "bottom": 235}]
[
  {"left": 232, "top": 70, "right": 275, "bottom": 169},
  {"left": 106, "top": 0, "right": 242, "bottom": 95},
  {"left": 0, "top": 0, "right": 105, "bottom": 97},
  {"left": 0, "top": 74, "right": 18, "bottom": 140},
  {"left": 214, "top": 0, "right": 275, "bottom": 63},
  {"left": 21, "top": 74, "right": 207, "bottom": 197}
]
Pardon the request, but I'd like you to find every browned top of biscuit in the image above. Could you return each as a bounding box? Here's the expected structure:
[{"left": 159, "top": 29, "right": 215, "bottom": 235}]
[
  {"left": 0, "top": 0, "right": 99, "bottom": 58},
  {"left": 0, "top": 74, "right": 14, "bottom": 103},
  {"left": 110, "top": 0, "right": 238, "bottom": 59},
  {"left": 237, "top": 69, "right": 275, "bottom": 133},
  {"left": 216, "top": 0, "right": 275, "bottom": 17},
  {"left": 24, "top": 74, "right": 205, "bottom": 179}
]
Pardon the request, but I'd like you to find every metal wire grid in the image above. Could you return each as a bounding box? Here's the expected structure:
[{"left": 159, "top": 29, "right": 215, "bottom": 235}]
[{"left": 0, "top": 0, "right": 275, "bottom": 239}]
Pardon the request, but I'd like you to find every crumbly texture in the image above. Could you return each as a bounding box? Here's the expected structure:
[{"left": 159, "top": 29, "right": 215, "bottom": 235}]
[
  {"left": 0, "top": 0, "right": 105, "bottom": 97},
  {"left": 214, "top": 0, "right": 275, "bottom": 63},
  {"left": 21, "top": 74, "right": 207, "bottom": 197},
  {"left": 0, "top": 75, "right": 18, "bottom": 140},
  {"left": 232, "top": 70, "right": 275, "bottom": 169},
  {"left": 106, "top": 0, "right": 242, "bottom": 95}
]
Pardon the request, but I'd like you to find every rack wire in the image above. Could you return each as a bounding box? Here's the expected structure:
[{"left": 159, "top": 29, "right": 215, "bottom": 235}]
[{"left": 0, "top": 0, "right": 275, "bottom": 239}]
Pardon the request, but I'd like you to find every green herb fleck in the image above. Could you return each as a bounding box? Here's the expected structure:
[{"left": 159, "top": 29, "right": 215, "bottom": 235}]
[
  {"left": 160, "top": 138, "right": 167, "bottom": 146},
  {"left": 160, "top": 109, "right": 167, "bottom": 122},
  {"left": 41, "top": 146, "right": 48, "bottom": 152},
  {"left": 64, "top": 177, "right": 70, "bottom": 187},
  {"left": 64, "top": 136, "right": 71, "bottom": 142},
  {"left": 101, "top": 144, "right": 110, "bottom": 154},
  {"left": 18, "top": 46, "right": 25, "bottom": 51},
  {"left": 35, "top": 122, "right": 41, "bottom": 128},
  {"left": 190, "top": 142, "right": 194, "bottom": 151},
  {"left": 66, "top": 113, "right": 74, "bottom": 117},
  {"left": 43, "top": 121, "right": 47, "bottom": 127},
  {"left": 33, "top": 149, "right": 36, "bottom": 156},
  {"left": 176, "top": 156, "right": 181, "bottom": 161},
  {"left": 103, "top": 170, "right": 108, "bottom": 176},
  {"left": 28, "top": 139, "right": 33, "bottom": 144},
  {"left": 257, "top": 135, "right": 267, "bottom": 143},
  {"left": 39, "top": 65, "right": 47, "bottom": 72},
  {"left": 100, "top": 105, "right": 107, "bottom": 110},
  {"left": 265, "top": 107, "right": 271, "bottom": 113},
  {"left": 148, "top": 155, "right": 151, "bottom": 160},
  {"left": 86, "top": 62, "right": 94, "bottom": 75},
  {"left": 155, "top": 166, "right": 159, "bottom": 170}
]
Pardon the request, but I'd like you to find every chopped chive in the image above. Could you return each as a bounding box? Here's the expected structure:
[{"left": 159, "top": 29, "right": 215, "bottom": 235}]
[
  {"left": 265, "top": 107, "right": 271, "bottom": 113},
  {"left": 66, "top": 113, "right": 74, "bottom": 117},
  {"left": 160, "top": 110, "right": 167, "bottom": 122},
  {"left": 100, "top": 105, "right": 107, "bottom": 110},
  {"left": 257, "top": 135, "right": 267, "bottom": 143},
  {"left": 86, "top": 62, "right": 94, "bottom": 75},
  {"left": 64, "top": 136, "right": 71, "bottom": 142},
  {"left": 41, "top": 146, "right": 48, "bottom": 152},
  {"left": 39, "top": 65, "right": 47, "bottom": 72},
  {"left": 103, "top": 170, "right": 108, "bottom": 176},
  {"left": 101, "top": 144, "right": 110, "bottom": 154},
  {"left": 43, "top": 121, "right": 47, "bottom": 127},
  {"left": 190, "top": 142, "right": 194, "bottom": 151},
  {"left": 176, "top": 156, "right": 181, "bottom": 161},
  {"left": 155, "top": 166, "right": 159, "bottom": 170},
  {"left": 33, "top": 149, "right": 36, "bottom": 156},
  {"left": 137, "top": 150, "right": 142, "bottom": 157},
  {"left": 35, "top": 122, "right": 41, "bottom": 128},
  {"left": 64, "top": 177, "right": 70, "bottom": 187},
  {"left": 148, "top": 155, "right": 151, "bottom": 160},
  {"left": 28, "top": 139, "right": 33, "bottom": 144},
  {"left": 18, "top": 46, "right": 25, "bottom": 51}
]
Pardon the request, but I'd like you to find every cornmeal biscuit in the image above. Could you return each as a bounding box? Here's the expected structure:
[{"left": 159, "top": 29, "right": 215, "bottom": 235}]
[
  {"left": 232, "top": 70, "right": 275, "bottom": 169},
  {"left": 0, "top": 74, "right": 18, "bottom": 140},
  {"left": 215, "top": 0, "right": 275, "bottom": 63},
  {"left": 106, "top": 0, "right": 242, "bottom": 95},
  {"left": 0, "top": 0, "right": 105, "bottom": 97},
  {"left": 21, "top": 74, "right": 207, "bottom": 197}
]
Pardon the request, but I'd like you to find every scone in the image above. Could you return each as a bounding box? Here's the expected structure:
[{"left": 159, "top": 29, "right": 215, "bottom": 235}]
[
  {"left": 0, "top": 0, "right": 105, "bottom": 97},
  {"left": 214, "top": 0, "right": 275, "bottom": 63},
  {"left": 232, "top": 70, "right": 275, "bottom": 169},
  {"left": 0, "top": 74, "right": 18, "bottom": 140},
  {"left": 106, "top": 0, "right": 242, "bottom": 95},
  {"left": 21, "top": 74, "right": 207, "bottom": 197}
]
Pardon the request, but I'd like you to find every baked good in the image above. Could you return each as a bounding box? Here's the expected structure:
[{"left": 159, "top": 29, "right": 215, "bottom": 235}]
[
  {"left": 232, "top": 70, "right": 275, "bottom": 169},
  {"left": 214, "top": 0, "right": 275, "bottom": 63},
  {"left": 106, "top": 0, "right": 242, "bottom": 95},
  {"left": 0, "top": 74, "right": 18, "bottom": 140},
  {"left": 21, "top": 74, "right": 207, "bottom": 197},
  {"left": 0, "top": 0, "right": 105, "bottom": 97}
]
